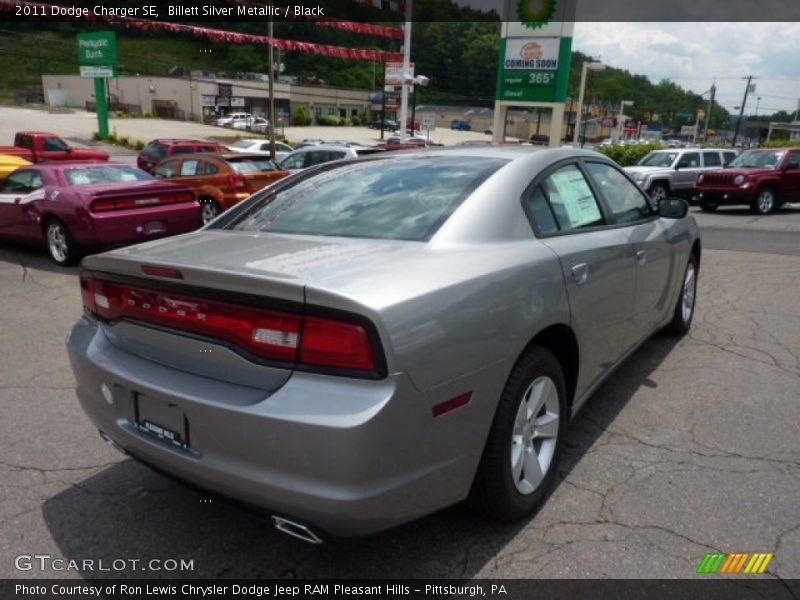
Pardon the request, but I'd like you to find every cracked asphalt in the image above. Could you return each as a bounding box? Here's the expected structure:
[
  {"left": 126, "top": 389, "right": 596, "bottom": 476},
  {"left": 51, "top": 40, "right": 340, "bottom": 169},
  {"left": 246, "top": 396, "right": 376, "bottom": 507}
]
[{"left": 1, "top": 216, "right": 798, "bottom": 581}]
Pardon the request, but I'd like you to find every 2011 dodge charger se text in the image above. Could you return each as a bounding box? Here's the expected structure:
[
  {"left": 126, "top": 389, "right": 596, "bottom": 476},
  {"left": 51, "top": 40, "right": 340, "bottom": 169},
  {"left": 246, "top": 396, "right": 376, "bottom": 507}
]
[{"left": 66, "top": 147, "right": 700, "bottom": 541}]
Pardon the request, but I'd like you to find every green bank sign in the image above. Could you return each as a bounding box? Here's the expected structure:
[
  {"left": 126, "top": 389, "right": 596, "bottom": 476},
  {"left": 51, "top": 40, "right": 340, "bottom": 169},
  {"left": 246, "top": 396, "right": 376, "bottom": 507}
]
[
  {"left": 496, "top": 36, "right": 572, "bottom": 103},
  {"left": 77, "top": 31, "right": 117, "bottom": 66}
]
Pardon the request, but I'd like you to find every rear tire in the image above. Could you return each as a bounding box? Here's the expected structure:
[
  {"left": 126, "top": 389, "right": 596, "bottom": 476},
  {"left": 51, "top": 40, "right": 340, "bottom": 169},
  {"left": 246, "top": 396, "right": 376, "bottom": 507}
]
[
  {"left": 663, "top": 254, "right": 698, "bottom": 336},
  {"left": 200, "top": 198, "right": 221, "bottom": 225},
  {"left": 44, "top": 218, "right": 80, "bottom": 266},
  {"left": 649, "top": 182, "right": 669, "bottom": 203},
  {"left": 470, "top": 347, "right": 566, "bottom": 521}
]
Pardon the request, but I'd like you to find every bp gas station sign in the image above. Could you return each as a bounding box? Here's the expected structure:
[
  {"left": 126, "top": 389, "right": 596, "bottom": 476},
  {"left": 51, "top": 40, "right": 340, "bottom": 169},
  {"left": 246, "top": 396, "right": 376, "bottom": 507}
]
[
  {"left": 492, "top": 0, "right": 577, "bottom": 145},
  {"left": 497, "top": 36, "right": 572, "bottom": 102}
]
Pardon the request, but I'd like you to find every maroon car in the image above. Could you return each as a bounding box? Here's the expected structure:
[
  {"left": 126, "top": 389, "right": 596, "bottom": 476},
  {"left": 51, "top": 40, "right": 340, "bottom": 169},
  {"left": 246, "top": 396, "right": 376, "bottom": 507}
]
[
  {"left": 695, "top": 148, "right": 800, "bottom": 214},
  {"left": 0, "top": 161, "right": 200, "bottom": 265},
  {"left": 137, "top": 139, "right": 227, "bottom": 173}
]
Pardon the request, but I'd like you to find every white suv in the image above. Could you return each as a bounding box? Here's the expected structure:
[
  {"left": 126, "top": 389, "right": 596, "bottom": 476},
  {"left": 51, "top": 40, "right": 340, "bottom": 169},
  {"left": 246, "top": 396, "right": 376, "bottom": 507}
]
[
  {"left": 216, "top": 112, "right": 253, "bottom": 128},
  {"left": 625, "top": 148, "right": 738, "bottom": 201}
]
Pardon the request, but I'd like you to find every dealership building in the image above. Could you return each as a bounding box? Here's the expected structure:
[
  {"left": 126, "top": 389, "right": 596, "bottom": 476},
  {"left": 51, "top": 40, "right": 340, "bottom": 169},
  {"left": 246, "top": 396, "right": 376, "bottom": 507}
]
[{"left": 41, "top": 73, "right": 377, "bottom": 124}]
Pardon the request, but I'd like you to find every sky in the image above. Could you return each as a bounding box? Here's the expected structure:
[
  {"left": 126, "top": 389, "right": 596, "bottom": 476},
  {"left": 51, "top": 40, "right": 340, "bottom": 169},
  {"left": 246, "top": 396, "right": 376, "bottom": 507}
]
[{"left": 572, "top": 23, "right": 800, "bottom": 117}]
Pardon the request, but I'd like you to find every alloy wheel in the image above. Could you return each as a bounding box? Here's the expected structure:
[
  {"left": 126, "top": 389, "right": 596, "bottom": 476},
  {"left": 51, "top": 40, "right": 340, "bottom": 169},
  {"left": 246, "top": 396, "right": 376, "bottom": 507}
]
[{"left": 510, "top": 376, "right": 560, "bottom": 495}]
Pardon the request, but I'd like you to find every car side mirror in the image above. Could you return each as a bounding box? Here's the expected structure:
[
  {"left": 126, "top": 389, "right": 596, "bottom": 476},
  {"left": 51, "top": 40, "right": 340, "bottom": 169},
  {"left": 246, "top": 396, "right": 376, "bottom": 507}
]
[{"left": 658, "top": 197, "right": 689, "bottom": 219}]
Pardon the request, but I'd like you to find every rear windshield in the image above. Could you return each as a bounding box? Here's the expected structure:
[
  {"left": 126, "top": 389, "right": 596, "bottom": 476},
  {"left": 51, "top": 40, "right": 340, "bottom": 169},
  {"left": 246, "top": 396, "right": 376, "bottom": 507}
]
[
  {"left": 224, "top": 156, "right": 280, "bottom": 173},
  {"left": 225, "top": 156, "right": 508, "bottom": 241},
  {"left": 65, "top": 165, "right": 154, "bottom": 186},
  {"left": 142, "top": 142, "right": 168, "bottom": 158}
]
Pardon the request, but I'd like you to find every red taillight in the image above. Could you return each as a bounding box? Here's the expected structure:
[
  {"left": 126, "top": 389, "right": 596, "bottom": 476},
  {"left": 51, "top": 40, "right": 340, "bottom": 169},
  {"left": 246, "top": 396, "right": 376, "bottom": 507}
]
[
  {"left": 141, "top": 265, "right": 184, "bottom": 279},
  {"left": 300, "top": 316, "right": 375, "bottom": 371},
  {"left": 80, "top": 276, "right": 379, "bottom": 373},
  {"left": 227, "top": 173, "right": 247, "bottom": 190},
  {"left": 90, "top": 192, "right": 195, "bottom": 212}
]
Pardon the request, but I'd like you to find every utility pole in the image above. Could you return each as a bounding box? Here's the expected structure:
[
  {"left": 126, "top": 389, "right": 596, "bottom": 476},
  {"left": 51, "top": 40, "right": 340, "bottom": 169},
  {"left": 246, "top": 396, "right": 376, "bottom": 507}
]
[
  {"left": 398, "top": 0, "right": 412, "bottom": 142},
  {"left": 268, "top": 17, "right": 276, "bottom": 160},
  {"left": 703, "top": 82, "right": 715, "bottom": 142},
  {"left": 732, "top": 75, "right": 753, "bottom": 148}
]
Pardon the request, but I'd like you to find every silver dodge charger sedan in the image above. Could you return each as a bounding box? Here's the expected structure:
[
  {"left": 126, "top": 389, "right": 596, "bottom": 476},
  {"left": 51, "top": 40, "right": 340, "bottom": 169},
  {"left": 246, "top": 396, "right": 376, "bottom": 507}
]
[{"left": 66, "top": 147, "right": 700, "bottom": 542}]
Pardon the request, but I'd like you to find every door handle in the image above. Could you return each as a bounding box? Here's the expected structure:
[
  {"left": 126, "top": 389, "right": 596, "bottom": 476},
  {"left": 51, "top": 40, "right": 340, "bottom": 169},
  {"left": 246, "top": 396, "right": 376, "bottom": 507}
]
[
  {"left": 571, "top": 263, "right": 589, "bottom": 285},
  {"left": 636, "top": 250, "right": 647, "bottom": 265}
]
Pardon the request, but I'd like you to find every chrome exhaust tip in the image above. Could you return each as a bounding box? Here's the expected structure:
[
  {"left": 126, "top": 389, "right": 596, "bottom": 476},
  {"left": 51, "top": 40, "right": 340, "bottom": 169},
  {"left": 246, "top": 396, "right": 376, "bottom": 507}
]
[
  {"left": 271, "top": 515, "right": 323, "bottom": 544},
  {"left": 98, "top": 430, "right": 127, "bottom": 456}
]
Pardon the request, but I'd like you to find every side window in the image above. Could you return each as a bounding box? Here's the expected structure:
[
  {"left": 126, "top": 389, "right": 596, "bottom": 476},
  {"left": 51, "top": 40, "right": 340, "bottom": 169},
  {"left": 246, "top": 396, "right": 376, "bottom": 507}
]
[
  {"left": 153, "top": 160, "right": 179, "bottom": 178},
  {"left": 28, "top": 171, "right": 43, "bottom": 190},
  {"left": 281, "top": 154, "right": 305, "bottom": 169},
  {"left": 702, "top": 152, "right": 721, "bottom": 167},
  {"left": 204, "top": 161, "right": 219, "bottom": 175},
  {"left": 585, "top": 162, "right": 653, "bottom": 224},
  {"left": 723, "top": 152, "right": 737, "bottom": 166},
  {"left": 179, "top": 159, "right": 202, "bottom": 177},
  {"left": 172, "top": 146, "right": 194, "bottom": 155},
  {"left": 787, "top": 150, "right": 800, "bottom": 168},
  {"left": 677, "top": 152, "right": 700, "bottom": 168},
  {"left": 521, "top": 183, "right": 558, "bottom": 235},
  {"left": 17, "top": 135, "right": 33, "bottom": 150},
  {"left": 540, "top": 164, "right": 605, "bottom": 232},
  {"left": 43, "top": 137, "right": 68, "bottom": 152},
  {"left": 304, "top": 152, "right": 326, "bottom": 167},
  {"left": 0, "top": 170, "right": 33, "bottom": 193}
]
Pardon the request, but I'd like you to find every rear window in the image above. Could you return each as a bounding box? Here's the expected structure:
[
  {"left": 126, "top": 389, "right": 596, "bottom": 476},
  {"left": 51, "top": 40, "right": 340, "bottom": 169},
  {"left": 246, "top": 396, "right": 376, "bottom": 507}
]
[
  {"left": 224, "top": 156, "right": 280, "bottom": 173},
  {"left": 142, "top": 142, "right": 168, "bottom": 158},
  {"left": 65, "top": 165, "right": 153, "bottom": 186},
  {"left": 225, "top": 156, "right": 507, "bottom": 241}
]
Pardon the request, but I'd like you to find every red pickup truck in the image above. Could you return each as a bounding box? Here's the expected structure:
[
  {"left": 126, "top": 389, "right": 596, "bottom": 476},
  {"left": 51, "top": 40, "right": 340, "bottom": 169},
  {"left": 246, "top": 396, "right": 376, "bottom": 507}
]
[{"left": 0, "top": 131, "right": 109, "bottom": 163}]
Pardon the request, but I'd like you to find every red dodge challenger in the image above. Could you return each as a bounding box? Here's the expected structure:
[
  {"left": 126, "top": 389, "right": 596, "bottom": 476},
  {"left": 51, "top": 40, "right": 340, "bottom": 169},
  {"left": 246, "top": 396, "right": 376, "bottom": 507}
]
[{"left": 0, "top": 161, "right": 200, "bottom": 265}]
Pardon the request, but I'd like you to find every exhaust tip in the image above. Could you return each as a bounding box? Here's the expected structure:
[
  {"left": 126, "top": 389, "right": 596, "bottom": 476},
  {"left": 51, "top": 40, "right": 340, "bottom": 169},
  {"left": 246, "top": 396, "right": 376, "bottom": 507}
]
[
  {"left": 271, "top": 515, "right": 323, "bottom": 544},
  {"left": 98, "top": 430, "right": 127, "bottom": 456}
]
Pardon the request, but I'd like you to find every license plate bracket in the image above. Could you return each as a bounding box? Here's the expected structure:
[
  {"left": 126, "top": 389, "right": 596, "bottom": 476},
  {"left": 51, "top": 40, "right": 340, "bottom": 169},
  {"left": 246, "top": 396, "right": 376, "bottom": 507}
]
[
  {"left": 135, "top": 393, "right": 189, "bottom": 449},
  {"left": 142, "top": 220, "right": 166, "bottom": 235}
]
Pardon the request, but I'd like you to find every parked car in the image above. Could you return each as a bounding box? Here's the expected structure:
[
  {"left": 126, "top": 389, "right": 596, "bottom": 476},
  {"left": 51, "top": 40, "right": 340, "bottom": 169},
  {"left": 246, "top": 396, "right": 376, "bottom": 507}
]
[
  {"left": 695, "top": 148, "right": 800, "bottom": 214},
  {"left": 216, "top": 112, "right": 253, "bottom": 128},
  {"left": 0, "top": 153, "right": 31, "bottom": 179},
  {"left": 227, "top": 139, "right": 294, "bottom": 162},
  {"left": 249, "top": 117, "right": 270, "bottom": 134},
  {"left": 530, "top": 133, "right": 550, "bottom": 146},
  {"left": 368, "top": 118, "right": 398, "bottom": 131},
  {"left": 624, "top": 148, "right": 738, "bottom": 202},
  {"left": 67, "top": 147, "right": 700, "bottom": 540},
  {"left": 450, "top": 119, "right": 471, "bottom": 131},
  {"left": 484, "top": 127, "right": 494, "bottom": 135},
  {"left": 278, "top": 145, "right": 384, "bottom": 173},
  {"left": 137, "top": 139, "right": 227, "bottom": 173},
  {"left": 0, "top": 132, "right": 109, "bottom": 163},
  {"left": 0, "top": 162, "right": 198, "bottom": 265},
  {"left": 292, "top": 139, "right": 326, "bottom": 149},
  {"left": 152, "top": 153, "right": 289, "bottom": 224}
]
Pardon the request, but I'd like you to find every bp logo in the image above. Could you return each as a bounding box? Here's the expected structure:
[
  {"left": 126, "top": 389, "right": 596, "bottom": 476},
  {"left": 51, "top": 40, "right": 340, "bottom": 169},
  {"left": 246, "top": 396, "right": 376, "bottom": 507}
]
[{"left": 517, "top": 0, "right": 556, "bottom": 30}]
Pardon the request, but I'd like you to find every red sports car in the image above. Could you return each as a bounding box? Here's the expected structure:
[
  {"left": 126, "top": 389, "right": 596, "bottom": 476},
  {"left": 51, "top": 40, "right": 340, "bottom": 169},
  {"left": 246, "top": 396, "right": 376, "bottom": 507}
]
[{"left": 0, "top": 161, "right": 200, "bottom": 265}]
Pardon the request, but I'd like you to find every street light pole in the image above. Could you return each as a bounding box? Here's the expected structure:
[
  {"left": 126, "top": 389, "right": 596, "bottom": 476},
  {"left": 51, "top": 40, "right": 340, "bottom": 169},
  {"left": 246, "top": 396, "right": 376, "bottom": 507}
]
[
  {"left": 573, "top": 61, "right": 605, "bottom": 146},
  {"left": 268, "top": 17, "right": 276, "bottom": 160},
  {"left": 616, "top": 100, "right": 632, "bottom": 143},
  {"left": 398, "top": 0, "right": 412, "bottom": 142},
  {"left": 732, "top": 75, "right": 753, "bottom": 148}
]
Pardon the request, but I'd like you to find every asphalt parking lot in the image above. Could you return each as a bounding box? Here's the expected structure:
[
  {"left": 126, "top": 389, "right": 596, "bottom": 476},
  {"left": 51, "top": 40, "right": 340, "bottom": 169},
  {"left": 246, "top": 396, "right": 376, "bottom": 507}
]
[{"left": 1, "top": 110, "right": 799, "bottom": 580}]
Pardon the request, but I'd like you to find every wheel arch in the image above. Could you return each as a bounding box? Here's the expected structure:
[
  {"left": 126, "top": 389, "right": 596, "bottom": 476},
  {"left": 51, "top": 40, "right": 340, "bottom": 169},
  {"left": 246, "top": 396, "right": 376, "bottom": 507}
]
[
  {"left": 519, "top": 324, "right": 579, "bottom": 418},
  {"left": 649, "top": 179, "right": 671, "bottom": 192}
]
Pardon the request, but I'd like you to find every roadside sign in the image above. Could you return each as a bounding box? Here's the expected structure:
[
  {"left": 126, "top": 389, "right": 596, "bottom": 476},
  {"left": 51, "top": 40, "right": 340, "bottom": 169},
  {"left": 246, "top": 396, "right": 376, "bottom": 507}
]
[
  {"left": 77, "top": 31, "right": 116, "bottom": 141},
  {"left": 79, "top": 65, "right": 114, "bottom": 78},
  {"left": 77, "top": 31, "right": 117, "bottom": 66},
  {"left": 385, "top": 62, "right": 414, "bottom": 86},
  {"left": 422, "top": 113, "right": 436, "bottom": 129}
]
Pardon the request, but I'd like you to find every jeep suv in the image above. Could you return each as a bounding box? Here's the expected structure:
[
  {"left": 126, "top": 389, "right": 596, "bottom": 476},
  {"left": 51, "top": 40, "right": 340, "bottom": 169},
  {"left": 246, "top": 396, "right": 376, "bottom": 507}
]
[
  {"left": 624, "top": 148, "right": 737, "bottom": 201},
  {"left": 695, "top": 148, "right": 800, "bottom": 214},
  {"left": 137, "top": 139, "right": 227, "bottom": 173}
]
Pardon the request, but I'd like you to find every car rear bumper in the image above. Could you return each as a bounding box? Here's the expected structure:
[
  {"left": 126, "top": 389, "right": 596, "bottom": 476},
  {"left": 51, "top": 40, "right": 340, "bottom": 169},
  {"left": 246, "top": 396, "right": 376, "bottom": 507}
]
[
  {"left": 75, "top": 203, "right": 201, "bottom": 246},
  {"left": 66, "top": 316, "right": 492, "bottom": 537}
]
